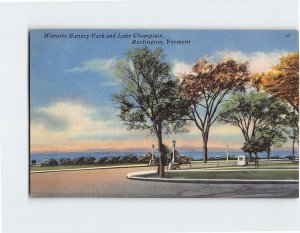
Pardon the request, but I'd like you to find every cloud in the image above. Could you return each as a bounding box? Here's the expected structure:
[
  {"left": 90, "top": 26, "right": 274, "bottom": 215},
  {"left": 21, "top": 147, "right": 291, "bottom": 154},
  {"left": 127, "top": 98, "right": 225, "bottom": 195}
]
[
  {"left": 172, "top": 60, "right": 192, "bottom": 76},
  {"left": 30, "top": 100, "right": 150, "bottom": 150},
  {"left": 68, "top": 57, "right": 117, "bottom": 75},
  {"left": 172, "top": 50, "right": 285, "bottom": 77},
  {"left": 209, "top": 50, "right": 287, "bottom": 73}
]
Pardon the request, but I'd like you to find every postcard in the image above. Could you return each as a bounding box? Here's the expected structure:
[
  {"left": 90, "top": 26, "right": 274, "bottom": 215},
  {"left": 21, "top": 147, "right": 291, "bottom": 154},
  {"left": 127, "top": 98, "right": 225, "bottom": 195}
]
[{"left": 29, "top": 29, "right": 299, "bottom": 198}]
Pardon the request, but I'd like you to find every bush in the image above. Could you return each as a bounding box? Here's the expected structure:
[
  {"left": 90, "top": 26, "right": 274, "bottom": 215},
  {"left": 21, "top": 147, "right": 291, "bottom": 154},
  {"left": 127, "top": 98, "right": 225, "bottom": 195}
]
[
  {"left": 127, "top": 155, "right": 138, "bottom": 163},
  {"left": 73, "top": 157, "right": 86, "bottom": 165},
  {"left": 104, "top": 156, "right": 115, "bottom": 163},
  {"left": 138, "top": 152, "right": 154, "bottom": 163},
  {"left": 111, "top": 156, "right": 121, "bottom": 163},
  {"left": 96, "top": 157, "right": 106, "bottom": 164},
  {"left": 166, "top": 150, "right": 180, "bottom": 162},
  {"left": 41, "top": 158, "right": 59, "bottom": 166},
  {"left": 60, "top": 158, "right": 72, "bottom": 165},
  {"left": 270, "top": 156, "right": 281, "bottom": 159},
  {"left": 84, "top": 156, "right": 96, "bottom": 164},
  {"left": 118, "top": 155, "right": 129, "bottom": 163},
  {"left": 285, "top": 155, "right": 294, "bottom": 160}
]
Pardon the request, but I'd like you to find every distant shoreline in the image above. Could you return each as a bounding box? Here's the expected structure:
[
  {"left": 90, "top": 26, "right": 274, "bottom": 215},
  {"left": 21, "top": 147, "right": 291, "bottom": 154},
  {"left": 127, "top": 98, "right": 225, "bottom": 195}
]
[{"left": 30, "top": 149, "right": 298, "bottom": 155}]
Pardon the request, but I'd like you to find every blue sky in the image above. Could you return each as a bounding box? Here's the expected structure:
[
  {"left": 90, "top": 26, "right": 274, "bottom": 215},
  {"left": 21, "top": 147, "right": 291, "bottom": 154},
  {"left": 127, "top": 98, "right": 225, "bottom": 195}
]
[{"left": 30, "top": 29, "right": 298, "bottom": 152}]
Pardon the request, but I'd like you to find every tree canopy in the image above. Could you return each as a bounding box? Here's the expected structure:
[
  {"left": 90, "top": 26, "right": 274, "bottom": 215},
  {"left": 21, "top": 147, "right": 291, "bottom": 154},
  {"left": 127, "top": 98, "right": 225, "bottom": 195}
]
[
  {"left": 219, "top": 91, "right": 289, "bottom": 158},
  {"left": 113, "top": 47, "right": 189, "bottom": 177},
  {"left": 252, "top": 52, "right": 299, "bottom": 112},
  {"left": 180, "top": 59, "right": 250, "bottom": 162}
]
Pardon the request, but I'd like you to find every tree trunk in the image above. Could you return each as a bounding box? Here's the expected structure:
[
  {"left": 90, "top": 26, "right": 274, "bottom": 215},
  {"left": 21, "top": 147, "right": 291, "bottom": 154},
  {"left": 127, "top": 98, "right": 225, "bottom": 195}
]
[
  {"left": 249, "top": 152, "right": 252, "bottom": 160},
  {"left": 267, "top": 147, "right": 271, "bottom": 160},
  {"left": 157, "top": 122, "right": 165, "bottom": 177},
  {"left": 292, "top": 136, "right": 295, "bottom": 161},
  {"left": 255, "top": 152, "right": 258, "bottom": 167},
  {"left": 203, "top": 141, "right": 208, "bottom": 163},
  {"left": 202, "top": 131, "right": 209, "bottom": 163}
]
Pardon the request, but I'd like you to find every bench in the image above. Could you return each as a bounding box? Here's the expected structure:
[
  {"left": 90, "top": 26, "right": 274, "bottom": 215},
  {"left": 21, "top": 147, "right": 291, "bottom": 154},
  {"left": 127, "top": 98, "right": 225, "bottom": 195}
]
[{"left": 169, "top": 162, "right": 180, "bottom": 170}]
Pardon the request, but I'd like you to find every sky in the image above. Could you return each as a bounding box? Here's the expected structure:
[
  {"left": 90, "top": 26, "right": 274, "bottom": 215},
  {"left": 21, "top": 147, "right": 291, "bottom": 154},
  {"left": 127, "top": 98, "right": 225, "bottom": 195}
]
[{"left": 30, "top": 29, "right": 299, "bottom": 153}]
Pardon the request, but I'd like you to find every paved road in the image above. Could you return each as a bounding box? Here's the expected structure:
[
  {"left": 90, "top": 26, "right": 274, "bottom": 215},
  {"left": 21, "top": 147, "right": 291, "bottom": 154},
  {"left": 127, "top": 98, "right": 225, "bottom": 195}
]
[{"left": 30, "top": 167, "right": 299, "bottom": 198}]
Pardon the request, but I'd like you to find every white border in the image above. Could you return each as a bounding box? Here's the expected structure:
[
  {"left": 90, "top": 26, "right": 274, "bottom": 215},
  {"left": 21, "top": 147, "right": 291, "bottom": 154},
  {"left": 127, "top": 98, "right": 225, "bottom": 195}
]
[{"left": 0, "top": 1, "right": 299, "bottom": 233}]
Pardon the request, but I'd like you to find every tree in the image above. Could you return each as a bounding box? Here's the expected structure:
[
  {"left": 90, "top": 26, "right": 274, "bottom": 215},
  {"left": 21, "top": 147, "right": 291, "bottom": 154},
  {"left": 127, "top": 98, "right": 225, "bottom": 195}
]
[
  {"left": 180, "top": 59, "right": 250, "bottom": 162},
  {"left": 242, "top": 136, "right": 266, "bottom": 167},
  {"left": 113, "top": 47, "right": 189, "bottom": 177},
  {"left": 252, "top": 52, "right": 299, "bottom": 113},
  {"left": 219, "top": 91, "right": 288, "bottom": 159},
  {"left": 255, "top": 127, "right": 287, "bottom": 160},
  {"left": 255, "top": 99, "right": 289, "bottom": 159},
  {"left": 286, "top": 110, "right": 299, "bottom": 159}
]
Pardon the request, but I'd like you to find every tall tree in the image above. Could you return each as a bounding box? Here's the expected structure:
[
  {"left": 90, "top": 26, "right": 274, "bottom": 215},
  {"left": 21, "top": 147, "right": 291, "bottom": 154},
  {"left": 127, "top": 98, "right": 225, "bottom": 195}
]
[
  {"left": 255, "top": 127, "right": 287, "bottom": 160},
  {"left": 113, "top": 47, "right": 189, "bottom": 177},
  {"left": 252, "top": 52, "right": 299, "bottom": 113},
  {"left": 286, "top": 110, "right": 299, "bottom": 159},
  {"left": 255, "top": 100, "right": 289, "bottom": 159},
  {"left": 180, "top": 59, "right": 250, "bottom": 162},
  {"left": 242, "top": 136, "right": 266, "bottom": 167},
  {"left": 219, "top": 91, "right": 288, "bottom": 159}
]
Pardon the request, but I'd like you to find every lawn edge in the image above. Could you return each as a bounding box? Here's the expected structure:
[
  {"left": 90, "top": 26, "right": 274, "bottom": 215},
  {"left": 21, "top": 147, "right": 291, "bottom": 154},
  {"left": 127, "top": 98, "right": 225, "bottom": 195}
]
[{"left": 127, "top": 171, "right": 299, "bottom": 184}]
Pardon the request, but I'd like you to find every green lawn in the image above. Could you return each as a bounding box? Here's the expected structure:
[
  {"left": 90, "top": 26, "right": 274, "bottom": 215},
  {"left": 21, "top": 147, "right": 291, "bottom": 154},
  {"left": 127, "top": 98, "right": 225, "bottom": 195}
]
[
  {"left": 30, "top": 163, "right": 147, "bottom": 172},
  {"left": 141, "top": 170, "right": 299, "bottom": 180},
  {"left": 202, "top": 163, "right": 299, "bottom": 170}
]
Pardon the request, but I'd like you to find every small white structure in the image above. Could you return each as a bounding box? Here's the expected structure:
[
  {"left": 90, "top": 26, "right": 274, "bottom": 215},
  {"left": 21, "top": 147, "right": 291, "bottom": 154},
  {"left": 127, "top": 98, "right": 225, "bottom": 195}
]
[{"left": 237, "top": 155, "right": 248, "bottom": 166}]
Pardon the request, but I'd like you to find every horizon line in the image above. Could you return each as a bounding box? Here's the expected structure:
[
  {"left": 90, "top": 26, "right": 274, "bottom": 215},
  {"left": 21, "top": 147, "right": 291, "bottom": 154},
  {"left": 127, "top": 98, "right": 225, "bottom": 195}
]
[{"left": 30, "top": 146, "right": 297, "bottom": 154}]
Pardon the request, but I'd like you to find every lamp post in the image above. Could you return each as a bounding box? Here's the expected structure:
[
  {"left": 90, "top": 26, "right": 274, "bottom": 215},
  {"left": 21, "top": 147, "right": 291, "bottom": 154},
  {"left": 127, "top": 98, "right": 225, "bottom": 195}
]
[
  {"left": 151, "top": 144, "right": 154, "bottom": 160},
  {"left": 172, "top": 139, "right": 176, "bottom": 163},
  {"left": 226, "top": 144, "right": 229, "bottom": 162}
]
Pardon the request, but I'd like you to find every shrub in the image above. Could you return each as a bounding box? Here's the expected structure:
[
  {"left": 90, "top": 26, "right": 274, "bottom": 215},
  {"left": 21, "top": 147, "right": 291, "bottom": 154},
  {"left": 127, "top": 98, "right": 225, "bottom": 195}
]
[
  {"left": 138, "top": 156, "right": 146, "bottom": 163},
  {"left": 73, "top": 157, "right": 86, "bottom": 165},
  {"left": 41, "top": 158, "right": 59, "bottom": 166},
  {"left": 60, "top": 158, "right": 72, "bottom": 165},
  {"left": 127, "top": 155, "right": 138, "bottom": 163},
  {"left": 84, "top": 156, "right": 96, "bottom": 164},
  {"left": 104, "top": 156, "right": 115, "bottom": 163},
  {"left": 111, "top": 156, "right": 121, "bottom": 163},
  {"left": 118, "top": 156, "right": 129, "bottom": 163},
  {"left": 96, "top": 157, "right": 106, "bottom": 164},
  {"left": 138, "top": 152, "right": 152, "bottom": 163}
]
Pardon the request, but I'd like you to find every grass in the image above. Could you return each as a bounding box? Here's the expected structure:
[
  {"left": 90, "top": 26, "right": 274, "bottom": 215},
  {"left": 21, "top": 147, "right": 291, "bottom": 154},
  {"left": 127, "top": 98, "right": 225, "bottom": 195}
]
[
  {"left": 140, "top": 170, "right": 299, "bottom": 180},
  {"left": 30, "top": 163, "right": 148, "bottom": 172},
  {"left": 201, "top": 162, "right": 299, "bottom": 170}
]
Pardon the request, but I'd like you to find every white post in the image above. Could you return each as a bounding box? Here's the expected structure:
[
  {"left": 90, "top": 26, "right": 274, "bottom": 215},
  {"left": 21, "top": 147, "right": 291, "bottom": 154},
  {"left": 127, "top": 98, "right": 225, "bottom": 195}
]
[{"left": 226, "top": 145, "right": 229, "bottom": 162}]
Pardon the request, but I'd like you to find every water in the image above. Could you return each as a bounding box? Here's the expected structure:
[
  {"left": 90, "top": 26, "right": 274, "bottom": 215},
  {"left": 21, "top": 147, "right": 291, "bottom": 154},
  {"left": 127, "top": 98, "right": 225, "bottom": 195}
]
[{"left": 30, "top": 150, "right": 297, "bottom": 164}]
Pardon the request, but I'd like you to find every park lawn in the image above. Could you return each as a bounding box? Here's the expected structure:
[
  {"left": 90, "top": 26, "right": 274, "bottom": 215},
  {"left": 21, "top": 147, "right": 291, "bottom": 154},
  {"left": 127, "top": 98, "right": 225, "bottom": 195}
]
[
  {"left": 142, "top": 170, "right": 299, "bottom": 180},
  {"left": 203, "top": 163, "right": 299, "bottom": 170},
  {"left": 30, "top": 163, "right": 148, "bottom": 172}
]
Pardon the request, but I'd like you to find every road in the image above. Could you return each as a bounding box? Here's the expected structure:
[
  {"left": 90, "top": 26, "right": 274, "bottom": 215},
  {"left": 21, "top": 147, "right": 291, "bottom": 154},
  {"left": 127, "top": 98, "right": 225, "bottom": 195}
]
[{"left": 30, "top": 166, "right": 299, "bottom": 198}]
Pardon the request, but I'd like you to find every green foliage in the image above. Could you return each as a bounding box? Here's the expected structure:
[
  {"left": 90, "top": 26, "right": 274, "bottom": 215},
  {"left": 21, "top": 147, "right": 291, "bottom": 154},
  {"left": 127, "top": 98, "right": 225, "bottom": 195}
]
[
  {"left": 219, "top": 91, "right": 290, "bottom": 154},
  {"left": 179, "top": 59, "right": 250, "bottom": 162},
  {"left": 41, "top": 158, "right": 59, "bottom": 166},
  {"left": 113, "top": 47, "right": 189, "bottom": 135},
  {"left": 286, "top": 110, "right": 299, "bottom": 141},
  {"left": 242, "top": 137, "right": 268, "bottom": 154},
  {"left": 113, "top": 47, "right": 190, "bottom": 177}
]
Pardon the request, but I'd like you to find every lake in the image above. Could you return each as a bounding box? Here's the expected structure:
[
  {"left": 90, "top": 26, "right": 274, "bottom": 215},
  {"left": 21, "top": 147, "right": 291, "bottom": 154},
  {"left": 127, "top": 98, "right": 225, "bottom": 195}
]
[{"left": 30, "top": 150, "right": 297, "bottom": 164}]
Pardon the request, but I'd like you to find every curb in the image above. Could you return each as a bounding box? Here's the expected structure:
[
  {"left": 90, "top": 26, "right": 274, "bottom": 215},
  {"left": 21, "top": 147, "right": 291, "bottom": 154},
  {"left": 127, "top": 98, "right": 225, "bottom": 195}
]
[
  {"left": 127, "top": 171, "right": 299, "bottom": 184},
  {"left": 31, "top": 164, "right": 149, "bottom": 174}
]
